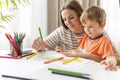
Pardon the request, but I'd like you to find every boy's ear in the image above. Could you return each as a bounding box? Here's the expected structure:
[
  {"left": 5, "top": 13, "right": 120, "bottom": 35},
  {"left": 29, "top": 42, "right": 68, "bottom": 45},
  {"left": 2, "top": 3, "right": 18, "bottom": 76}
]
[{"left": 101, "top": 21, "right": 106, "bottom": 27}]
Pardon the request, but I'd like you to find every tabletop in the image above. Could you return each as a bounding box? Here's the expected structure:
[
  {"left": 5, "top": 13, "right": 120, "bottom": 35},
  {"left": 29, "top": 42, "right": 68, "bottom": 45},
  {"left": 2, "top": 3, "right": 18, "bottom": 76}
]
[{"left": 0, "top": 49, "right": 120, "bottom": 80}]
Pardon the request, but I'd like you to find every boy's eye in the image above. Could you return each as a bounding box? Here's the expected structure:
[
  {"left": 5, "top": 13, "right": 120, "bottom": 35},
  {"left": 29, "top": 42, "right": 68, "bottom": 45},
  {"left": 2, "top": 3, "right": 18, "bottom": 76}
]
[
  {"left": 83, "top": 26, "right": 93, "bottom": 28},
  {"left": 83, "top": 26, "right": 86, "bottom": 28}
]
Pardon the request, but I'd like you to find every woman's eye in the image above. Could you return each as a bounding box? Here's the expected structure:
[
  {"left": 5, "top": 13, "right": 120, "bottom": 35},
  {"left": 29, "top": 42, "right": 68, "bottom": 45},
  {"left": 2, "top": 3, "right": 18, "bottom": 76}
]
[
  {"left": 69, "top": 16, "right": 74, "bottom": 19},
  {"left": 62, "top": 16, "right": 74, "bottom": 22}
]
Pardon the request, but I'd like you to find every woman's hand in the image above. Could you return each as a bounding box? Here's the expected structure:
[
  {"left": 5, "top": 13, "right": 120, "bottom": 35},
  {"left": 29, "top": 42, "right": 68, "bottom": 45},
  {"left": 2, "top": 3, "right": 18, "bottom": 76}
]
[
  {"left": 32, "top": 37, "right": 47, "bottom": 52},
  {"left": 100, "top": 56, "right": 117, "bottom": 71}
]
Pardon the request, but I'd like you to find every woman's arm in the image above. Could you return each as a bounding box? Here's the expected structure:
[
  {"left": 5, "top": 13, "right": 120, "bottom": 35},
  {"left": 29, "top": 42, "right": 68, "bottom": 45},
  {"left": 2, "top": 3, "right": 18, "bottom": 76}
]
[
  {"left": 32, "top": 27, "right": 63, "bottom": 51},
  {"left": 44, "top": 27, "right": 63, "bottom": 49},
  {"left": 112, "top": 45, "right": 120, "bottom": 65}
]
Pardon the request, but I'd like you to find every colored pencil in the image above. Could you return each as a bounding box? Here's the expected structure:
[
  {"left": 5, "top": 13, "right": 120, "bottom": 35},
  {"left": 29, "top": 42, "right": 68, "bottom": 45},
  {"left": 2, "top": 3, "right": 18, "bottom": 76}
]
[
  {"left": 38, "top": 27, "right": 43, "bottom": 40},
  {"left": 63, "top": 57, "right": 78, "bottom": 64},
  {"left": 2, "top": 74, "right": 35, "bottom": 80},
  {"left": 0, "top": 56, "right": 19, "bottom": 59},
  {"left": 18, "top": 52, "right": 33, "bottom": 58},
  {"left": 26, "top": 53, "right": 36, "bottom": 59},
  {"left": 38, "top": 27, "right": 45, "bottom": 52},
  {"left": 5, "top": 33, "right": 22, "bottom": 56},
  {"left": 48, "top": 68, "right": 90, "bottom": 77},
  {"left": 51, "top": 71, "right": 91, "bottom": 80},
  {"left": 44, "top": 57, "right": 63, "bottom": 64}
]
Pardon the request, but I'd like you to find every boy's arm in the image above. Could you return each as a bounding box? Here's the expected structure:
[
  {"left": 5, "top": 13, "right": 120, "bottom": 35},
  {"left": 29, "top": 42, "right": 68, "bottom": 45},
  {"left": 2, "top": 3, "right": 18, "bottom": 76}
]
[
  {"left": 77, "top": 51, "right": 102, "bottom": 62},
  {"left": 76, "top": 47, "right": 102, "bottom": 62},
  {"left": 61, "top": 47, "right": 102, "bottom": 62}
]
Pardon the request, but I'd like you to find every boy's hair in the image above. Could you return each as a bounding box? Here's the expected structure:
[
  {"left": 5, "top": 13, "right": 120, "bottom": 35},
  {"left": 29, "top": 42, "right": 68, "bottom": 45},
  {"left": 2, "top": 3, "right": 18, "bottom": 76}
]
[
  {"left": 60, "top": 0, "right": 83, "bottom": 29},
  {"left": 80, "top": 6, "right": 106, "bottom": 25}
]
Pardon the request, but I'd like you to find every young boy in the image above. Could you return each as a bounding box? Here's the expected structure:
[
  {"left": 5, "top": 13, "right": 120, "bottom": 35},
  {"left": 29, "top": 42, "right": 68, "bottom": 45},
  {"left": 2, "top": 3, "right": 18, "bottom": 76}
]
[{"left": 61, "top": 6, "right": 117, "bottom": 70}]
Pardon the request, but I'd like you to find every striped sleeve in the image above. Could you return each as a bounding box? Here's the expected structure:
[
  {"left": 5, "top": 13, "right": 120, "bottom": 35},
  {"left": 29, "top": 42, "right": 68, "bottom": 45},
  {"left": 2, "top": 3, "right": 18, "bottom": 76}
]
[{"left": 44, "top": 27, "right": 63, "bottom": 49}]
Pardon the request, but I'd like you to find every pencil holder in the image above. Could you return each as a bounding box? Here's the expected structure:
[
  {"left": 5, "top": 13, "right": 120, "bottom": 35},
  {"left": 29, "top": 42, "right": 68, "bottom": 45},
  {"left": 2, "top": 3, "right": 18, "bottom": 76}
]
[{"left": 10, "top": 41, "right": 23, "bottom": 57}]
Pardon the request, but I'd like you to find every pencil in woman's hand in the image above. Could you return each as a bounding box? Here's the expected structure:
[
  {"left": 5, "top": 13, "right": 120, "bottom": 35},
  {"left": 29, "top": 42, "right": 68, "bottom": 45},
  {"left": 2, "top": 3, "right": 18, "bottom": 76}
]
[
  {"left": 38, "top": 27, "right": 43, "bottom": 40},
  {"left": 38, "top": 27, "right": 45, "bottom": 52}
]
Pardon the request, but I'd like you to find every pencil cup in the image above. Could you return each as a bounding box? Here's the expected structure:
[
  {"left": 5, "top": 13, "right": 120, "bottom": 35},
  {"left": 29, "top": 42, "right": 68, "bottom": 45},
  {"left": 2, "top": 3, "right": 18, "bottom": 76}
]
[{"left": 10, "top": 41, "right": 23, "bottom": 57}]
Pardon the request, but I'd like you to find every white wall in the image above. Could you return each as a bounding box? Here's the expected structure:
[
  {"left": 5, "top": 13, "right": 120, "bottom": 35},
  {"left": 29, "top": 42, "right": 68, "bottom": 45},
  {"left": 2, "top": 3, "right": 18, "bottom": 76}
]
[
  {"left": 47, "top": 0, "right": 58, "bottom": 34},
  {"left": 31, "top": 0, "right": 47, "bottom": 44},
  {"left": 0, "top": 0, "right": 48, "bottom": 49},
  {"left": 101, "top": 0, "right": 120, "bottom": 51}
]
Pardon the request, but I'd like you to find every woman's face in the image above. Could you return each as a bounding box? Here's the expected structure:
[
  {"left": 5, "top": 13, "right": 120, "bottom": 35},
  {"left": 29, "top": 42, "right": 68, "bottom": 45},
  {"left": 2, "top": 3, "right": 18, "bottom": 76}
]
[{"left": 61, "top": 9, "right": 83, "bottom": 33}]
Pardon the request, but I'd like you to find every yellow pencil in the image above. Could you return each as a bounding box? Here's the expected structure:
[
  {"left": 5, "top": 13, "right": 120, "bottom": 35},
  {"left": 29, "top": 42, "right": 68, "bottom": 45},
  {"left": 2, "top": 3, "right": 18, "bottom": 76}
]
[
  {"left": 63, "top": 57, "right": 78, "bottom": 64},
  {"left": 26, "top": 53, "right": 36, "bottom": 59}
]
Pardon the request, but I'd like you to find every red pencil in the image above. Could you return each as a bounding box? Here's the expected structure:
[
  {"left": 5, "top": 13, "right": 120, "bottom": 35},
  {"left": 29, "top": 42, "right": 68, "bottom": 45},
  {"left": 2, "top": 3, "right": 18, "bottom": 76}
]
[
  {"left": 0, "top": 56, "right": 20, "bottom": 59},
  {"left": 5, "top": 33, "right": 22, "bottom": 56}
]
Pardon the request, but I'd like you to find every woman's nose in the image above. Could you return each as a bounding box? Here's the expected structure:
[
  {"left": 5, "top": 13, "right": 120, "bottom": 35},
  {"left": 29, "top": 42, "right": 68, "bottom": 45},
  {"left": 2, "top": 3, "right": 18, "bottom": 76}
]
[{"left": 66, "top": 19, "right": 71, "bottom": 24}]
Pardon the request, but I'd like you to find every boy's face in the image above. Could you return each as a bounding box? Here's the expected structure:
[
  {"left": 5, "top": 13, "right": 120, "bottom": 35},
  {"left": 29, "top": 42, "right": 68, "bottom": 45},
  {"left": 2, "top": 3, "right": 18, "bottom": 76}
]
[{"left": 83, "top": 19, "right": 104, "bottom": 38}]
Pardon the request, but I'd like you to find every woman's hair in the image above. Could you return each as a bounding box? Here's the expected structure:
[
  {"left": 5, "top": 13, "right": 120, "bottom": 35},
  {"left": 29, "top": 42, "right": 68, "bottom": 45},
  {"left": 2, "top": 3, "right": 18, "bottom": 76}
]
[
  {"left": 80, "top": 6, "right": 106, "bottom": 25},
  {"left": 60, "top": 0, "right": 83, "bottom": 29}
]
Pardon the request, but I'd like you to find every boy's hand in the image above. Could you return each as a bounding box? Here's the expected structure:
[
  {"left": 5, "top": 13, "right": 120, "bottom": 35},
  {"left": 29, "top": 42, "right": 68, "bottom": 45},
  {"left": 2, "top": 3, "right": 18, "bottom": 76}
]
[
  {"left": 100, "top": 56, "right": 117, "bottom": 71},
  {"left": 61, "top": 50, "right": 80, "bottom": 57},
  {"left": 55, "top": 46, "right": 63, "bottom": 52}
]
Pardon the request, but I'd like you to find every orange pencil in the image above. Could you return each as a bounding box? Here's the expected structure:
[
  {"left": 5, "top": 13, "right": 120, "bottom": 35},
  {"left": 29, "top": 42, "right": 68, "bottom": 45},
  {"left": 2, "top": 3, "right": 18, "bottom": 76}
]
[{"left": 44, "top": 57, "right": 63, "bottom": 64}]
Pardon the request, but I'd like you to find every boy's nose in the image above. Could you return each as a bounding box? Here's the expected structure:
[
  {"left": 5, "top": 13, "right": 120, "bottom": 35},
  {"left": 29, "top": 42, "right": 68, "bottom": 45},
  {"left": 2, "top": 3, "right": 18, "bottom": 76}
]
[{"left": 85, "top": 28, "right": 89, "bottom": 32}]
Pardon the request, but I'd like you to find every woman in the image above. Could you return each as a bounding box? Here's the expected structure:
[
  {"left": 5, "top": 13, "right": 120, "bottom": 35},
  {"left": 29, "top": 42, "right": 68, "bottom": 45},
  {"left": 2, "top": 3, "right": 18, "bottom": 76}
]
[{"left": 32, "top": 0, "right": 84, "bottom": 52}]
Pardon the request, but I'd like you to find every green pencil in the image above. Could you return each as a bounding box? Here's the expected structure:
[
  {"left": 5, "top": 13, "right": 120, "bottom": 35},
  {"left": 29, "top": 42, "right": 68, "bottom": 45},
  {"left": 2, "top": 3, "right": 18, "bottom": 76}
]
[
  {"left": 38, "top": 27, "right": 43, "bottom": 40},
  {"left": 38, "top": 27, "right": 45, "bottom": 52},
  {"left": 48, "top": 68, "right": 90, "bottom": 76}
]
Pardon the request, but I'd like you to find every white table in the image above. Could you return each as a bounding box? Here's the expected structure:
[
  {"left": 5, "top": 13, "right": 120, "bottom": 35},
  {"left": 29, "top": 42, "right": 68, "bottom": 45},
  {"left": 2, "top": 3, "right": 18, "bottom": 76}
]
[{"left": 0, "top": 49, "right": 120, "bottom": 80}]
